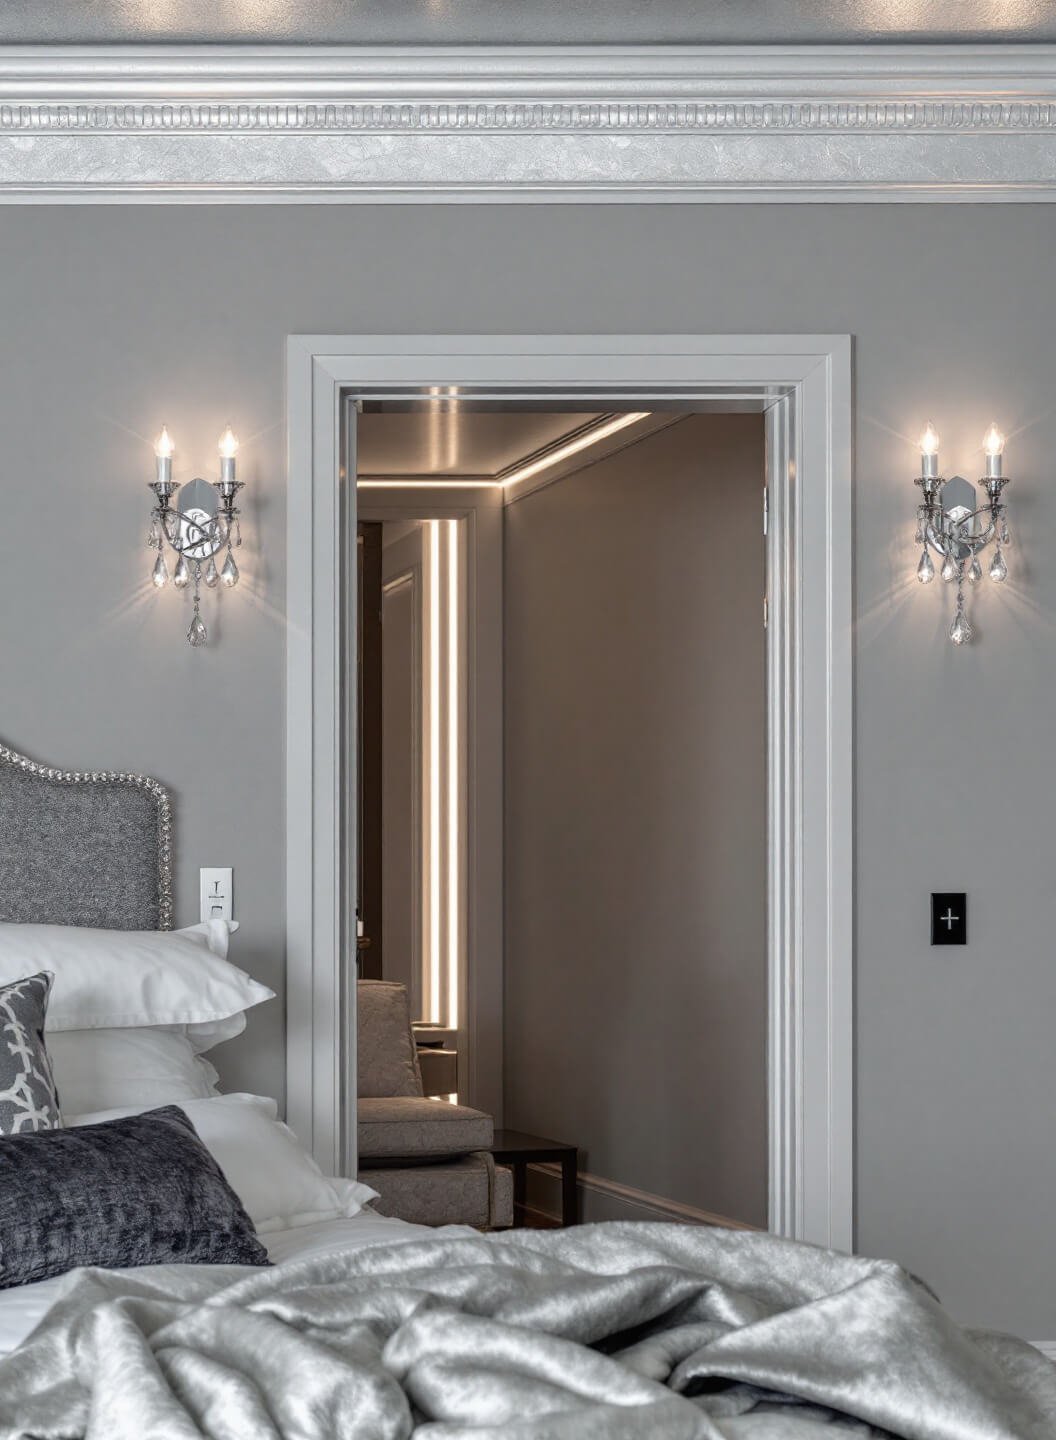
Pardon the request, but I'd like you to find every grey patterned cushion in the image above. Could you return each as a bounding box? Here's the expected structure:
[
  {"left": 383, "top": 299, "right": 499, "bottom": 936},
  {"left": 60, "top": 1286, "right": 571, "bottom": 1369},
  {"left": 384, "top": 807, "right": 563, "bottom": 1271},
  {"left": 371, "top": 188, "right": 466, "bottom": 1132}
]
[
  {"left": 0, "top": 1105, "right": 270, "bottom": 1288},
  {"left": 0, "top": 973, "right": 59, "bottom": 1134}
]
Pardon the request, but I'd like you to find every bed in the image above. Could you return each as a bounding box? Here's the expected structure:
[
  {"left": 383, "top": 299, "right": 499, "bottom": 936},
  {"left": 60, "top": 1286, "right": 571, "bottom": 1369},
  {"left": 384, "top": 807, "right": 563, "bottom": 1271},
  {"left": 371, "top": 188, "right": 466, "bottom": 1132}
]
[{"left": 0, "top": 739, "right": 1052, "bottom": 1438}]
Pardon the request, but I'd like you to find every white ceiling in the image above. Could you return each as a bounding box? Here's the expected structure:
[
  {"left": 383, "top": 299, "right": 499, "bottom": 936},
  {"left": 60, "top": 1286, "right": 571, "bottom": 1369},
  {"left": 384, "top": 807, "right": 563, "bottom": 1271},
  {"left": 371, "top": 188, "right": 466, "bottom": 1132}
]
[{"left": 1, "top": 1, "right": 1053, "bottom": 44}]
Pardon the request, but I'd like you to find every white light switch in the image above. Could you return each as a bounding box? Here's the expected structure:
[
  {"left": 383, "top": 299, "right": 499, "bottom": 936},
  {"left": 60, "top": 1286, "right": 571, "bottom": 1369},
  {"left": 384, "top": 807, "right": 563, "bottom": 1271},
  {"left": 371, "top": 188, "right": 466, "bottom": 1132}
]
[{"left": 199, "top": 868, "right": 234, "bottom": 924}]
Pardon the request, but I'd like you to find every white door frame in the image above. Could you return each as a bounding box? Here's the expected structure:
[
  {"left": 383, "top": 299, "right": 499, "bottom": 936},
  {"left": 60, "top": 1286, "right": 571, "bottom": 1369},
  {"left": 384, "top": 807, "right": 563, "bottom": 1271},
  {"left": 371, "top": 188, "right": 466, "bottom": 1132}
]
[{"left": 286, "top": 333, "right": 853, "bottom": 1252}]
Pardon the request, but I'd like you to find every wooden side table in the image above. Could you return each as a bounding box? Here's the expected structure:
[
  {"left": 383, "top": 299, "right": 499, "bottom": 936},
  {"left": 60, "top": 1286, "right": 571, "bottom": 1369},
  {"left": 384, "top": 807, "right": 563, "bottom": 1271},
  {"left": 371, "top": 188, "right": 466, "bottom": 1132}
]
[{"left": 490, "top": 1129, "right": 579, "bottom": 1228}]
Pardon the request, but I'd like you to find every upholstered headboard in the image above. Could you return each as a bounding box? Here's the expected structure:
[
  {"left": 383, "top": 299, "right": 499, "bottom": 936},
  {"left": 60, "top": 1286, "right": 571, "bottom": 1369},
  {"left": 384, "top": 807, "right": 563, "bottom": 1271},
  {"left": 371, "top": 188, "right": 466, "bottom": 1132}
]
[{"left": 0, "top": 741, "right": 173, "bottom": 931}]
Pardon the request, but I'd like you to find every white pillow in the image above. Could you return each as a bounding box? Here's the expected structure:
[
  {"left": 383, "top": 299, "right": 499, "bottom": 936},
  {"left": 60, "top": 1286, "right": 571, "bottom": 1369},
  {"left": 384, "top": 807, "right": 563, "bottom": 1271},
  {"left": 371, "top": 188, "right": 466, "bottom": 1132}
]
[
  {"left": 67, "top": 1095, "right": 378, "bottom": 1234},
  {"left": 47, "top": 1028, "right": 220, "bottom": 1114},
  {"left": 0, "top": 920, "right": 273, "bottom": 1042}
]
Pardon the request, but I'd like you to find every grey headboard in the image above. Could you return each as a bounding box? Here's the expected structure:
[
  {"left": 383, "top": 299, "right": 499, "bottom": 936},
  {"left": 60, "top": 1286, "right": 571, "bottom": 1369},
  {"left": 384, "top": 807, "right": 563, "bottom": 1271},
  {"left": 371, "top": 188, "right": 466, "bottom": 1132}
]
[{"left": 0, "top": 741, "right": 173, "bottom": 931}]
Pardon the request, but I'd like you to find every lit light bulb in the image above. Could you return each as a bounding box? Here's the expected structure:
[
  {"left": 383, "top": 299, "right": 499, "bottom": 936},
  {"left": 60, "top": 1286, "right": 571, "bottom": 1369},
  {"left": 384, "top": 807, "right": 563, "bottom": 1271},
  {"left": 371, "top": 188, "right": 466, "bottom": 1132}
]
[
  {"left": 153, "top": 426, "right": 175, "bottom": 485},
  {"left": 983, "top": 423, "right": 1004, "bottom": 458},
  {"left": 919, "top": 421, "right": 940, "bottom": 480},
  {"left": 218, "top": 425, "right": 239, "bottom": 485},
  {"left": 983, "top": 422, "right": 1005, "bottom": 479},
  {"left": 920, "top": 422, "right": 940, "bottom": 458}
]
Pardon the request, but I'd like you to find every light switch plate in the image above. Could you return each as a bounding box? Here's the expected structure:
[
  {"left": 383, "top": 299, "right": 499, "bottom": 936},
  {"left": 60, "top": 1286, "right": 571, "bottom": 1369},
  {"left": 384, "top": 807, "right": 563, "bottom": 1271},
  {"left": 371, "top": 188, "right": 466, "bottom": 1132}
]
[
  {"left": 931, "top": 892, "right": 966, "bottom": 946},
  {"left": 200, "top": 867, "right": 234, "bottom": 924}
]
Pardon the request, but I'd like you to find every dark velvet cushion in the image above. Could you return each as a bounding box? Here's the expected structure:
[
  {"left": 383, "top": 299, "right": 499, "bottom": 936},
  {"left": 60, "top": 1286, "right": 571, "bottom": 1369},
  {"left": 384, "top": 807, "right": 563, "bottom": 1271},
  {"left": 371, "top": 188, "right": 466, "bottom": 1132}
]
[{"left": 0, "top": 1105, "right": 269, "bottom": 1288}]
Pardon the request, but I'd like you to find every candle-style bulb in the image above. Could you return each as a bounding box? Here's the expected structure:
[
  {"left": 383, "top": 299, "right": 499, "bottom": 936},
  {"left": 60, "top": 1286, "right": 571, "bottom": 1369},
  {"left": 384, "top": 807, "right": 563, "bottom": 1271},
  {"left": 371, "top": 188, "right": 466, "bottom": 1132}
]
[
  {"left": 920, "top": 422, "right": 940, "bottom": 457},
  {"left": 153, "top": 425, "right": 175, "bottom": 485},
  {"left": 983, "top": 422, "right": 1005, "bottom": 479},
  {"left": 983, "top": 423, "right": 1005, "bottom": 458},
  {"left": 919, "top": 421, "right": 940, "bottom": 480},
  {"left": 218, "top": 425, "right": 239, "bottom": 485}
]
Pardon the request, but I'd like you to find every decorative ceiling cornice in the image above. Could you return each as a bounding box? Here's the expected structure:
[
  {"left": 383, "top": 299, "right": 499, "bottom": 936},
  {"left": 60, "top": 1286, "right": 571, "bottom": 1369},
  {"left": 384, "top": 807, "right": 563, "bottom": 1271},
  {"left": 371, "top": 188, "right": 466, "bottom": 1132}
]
[
  {"left": 3, "top": 101, "right": 1056, "bottom": 134},
  {"left": 1, "top": 45, "right": 1056, "bottom": 199}
]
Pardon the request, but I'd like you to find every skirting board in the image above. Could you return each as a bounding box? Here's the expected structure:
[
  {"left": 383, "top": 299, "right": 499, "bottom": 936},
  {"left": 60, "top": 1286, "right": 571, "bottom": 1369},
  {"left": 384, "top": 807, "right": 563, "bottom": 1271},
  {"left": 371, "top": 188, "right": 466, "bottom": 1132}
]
[{"left": 523, "top": 1163, "right": 759, "bottom": 1231}]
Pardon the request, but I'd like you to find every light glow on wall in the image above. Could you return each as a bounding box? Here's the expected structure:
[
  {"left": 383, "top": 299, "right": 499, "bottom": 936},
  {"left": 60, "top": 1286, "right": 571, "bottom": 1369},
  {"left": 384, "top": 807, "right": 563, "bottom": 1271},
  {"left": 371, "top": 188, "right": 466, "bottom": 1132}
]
[
  {"left": 426, "top": 520, "right": 442, "bottom": 1024},
  {"left": 446, "top": 519, "right": 460, "bottom": 1031},
  {"left": 421, "top": 518, "right": 464, "bottom": 1035}
]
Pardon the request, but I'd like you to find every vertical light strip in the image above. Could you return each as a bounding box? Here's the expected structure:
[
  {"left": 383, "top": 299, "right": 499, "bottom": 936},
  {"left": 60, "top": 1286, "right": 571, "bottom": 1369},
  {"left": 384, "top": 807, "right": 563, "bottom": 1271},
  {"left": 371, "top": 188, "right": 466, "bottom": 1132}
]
[
  {"left": 446, "top": 519, "right": 460, "bottom": 1031},
  {"left": 427, "top": 520, "right": 442, "bottom": 1024}
]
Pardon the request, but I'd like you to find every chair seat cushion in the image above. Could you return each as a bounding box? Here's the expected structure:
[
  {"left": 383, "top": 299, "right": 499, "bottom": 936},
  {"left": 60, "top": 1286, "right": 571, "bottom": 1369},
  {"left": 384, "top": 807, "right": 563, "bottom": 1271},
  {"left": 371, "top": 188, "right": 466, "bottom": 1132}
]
[
  {"left": 358, "top": 1096, "right": 493, "bottom": 1160},
  {"left": 359, "top": 1152, "right": 512, "bottom": 1228}
]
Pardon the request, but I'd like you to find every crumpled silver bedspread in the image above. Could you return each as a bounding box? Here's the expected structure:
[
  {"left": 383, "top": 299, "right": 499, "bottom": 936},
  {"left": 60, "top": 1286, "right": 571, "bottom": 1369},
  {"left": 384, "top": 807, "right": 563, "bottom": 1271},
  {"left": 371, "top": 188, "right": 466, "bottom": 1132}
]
[{"left": 0, "top": 1222, "right": 1052, "bottom": 1438}]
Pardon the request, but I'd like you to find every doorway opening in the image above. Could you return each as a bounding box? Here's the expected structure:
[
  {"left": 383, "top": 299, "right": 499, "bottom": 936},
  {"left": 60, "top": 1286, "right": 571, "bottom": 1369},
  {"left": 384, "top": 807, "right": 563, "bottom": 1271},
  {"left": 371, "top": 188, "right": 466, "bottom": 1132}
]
[
  {"left": 357, "top": 402, "right": 768, "bottom": 1230},
  {"left": 285, "top": 333, "right": 852, "bottom": 1249}
]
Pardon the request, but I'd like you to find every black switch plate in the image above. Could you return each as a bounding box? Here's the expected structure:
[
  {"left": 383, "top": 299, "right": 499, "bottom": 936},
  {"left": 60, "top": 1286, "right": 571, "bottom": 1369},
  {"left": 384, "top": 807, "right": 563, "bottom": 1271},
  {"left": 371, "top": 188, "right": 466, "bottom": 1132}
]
[{"left": 931, "top": 892, "right": 967, "bottom": 945}]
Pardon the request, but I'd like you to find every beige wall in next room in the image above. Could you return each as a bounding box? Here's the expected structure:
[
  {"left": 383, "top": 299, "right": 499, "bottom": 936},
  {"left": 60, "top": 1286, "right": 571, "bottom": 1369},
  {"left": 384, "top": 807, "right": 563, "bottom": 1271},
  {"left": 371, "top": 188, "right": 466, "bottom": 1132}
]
[{"left": 503, "top": 414, "right": 768, "bottom": 1229}]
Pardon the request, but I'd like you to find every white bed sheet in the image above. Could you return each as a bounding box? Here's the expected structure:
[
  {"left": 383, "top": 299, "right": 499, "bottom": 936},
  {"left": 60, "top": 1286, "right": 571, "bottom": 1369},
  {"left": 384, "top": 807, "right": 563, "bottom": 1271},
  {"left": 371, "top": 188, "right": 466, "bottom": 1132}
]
[{"left": 0, "top": 1209, "right": 459, "bottom": 1359}]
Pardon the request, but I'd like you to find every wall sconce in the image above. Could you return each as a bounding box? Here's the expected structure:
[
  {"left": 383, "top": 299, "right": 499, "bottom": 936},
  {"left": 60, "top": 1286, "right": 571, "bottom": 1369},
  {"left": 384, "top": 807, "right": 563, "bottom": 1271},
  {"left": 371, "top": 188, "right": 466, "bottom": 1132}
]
[
  {"left": 914, "top": 422, "right": 1010, "bottom": 645},
  {"left": 147, "top": 426, "right": 244, "bottom": 646}
]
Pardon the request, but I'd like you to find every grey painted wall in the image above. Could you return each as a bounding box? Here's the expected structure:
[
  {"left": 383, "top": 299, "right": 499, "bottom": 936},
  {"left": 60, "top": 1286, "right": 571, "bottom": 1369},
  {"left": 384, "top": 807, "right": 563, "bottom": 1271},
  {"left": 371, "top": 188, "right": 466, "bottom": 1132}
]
[
  {"left": 0, "top": 1, "right": 1047, "bottom": 44},
  {"left": 503, "top": 416, "right": 767, "bottom": 1227},
  {"left": 0, "top": 203, "right": 1053, "bottom": 1334}
]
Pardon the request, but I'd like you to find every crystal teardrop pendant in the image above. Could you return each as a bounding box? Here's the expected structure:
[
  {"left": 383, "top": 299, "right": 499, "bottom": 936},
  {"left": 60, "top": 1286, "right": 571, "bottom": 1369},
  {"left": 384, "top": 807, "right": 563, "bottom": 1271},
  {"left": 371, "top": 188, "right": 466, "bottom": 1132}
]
[
  {"left": 917, "top": 549, "right": 935, "bottom": 584},
  {"left": 231, "top": 518, "right": 242, "bottom": 549},
  {"left": 949, "top": 607, "right": 973, "bottom": 646},
  {"left": 968, "top": 556, "right": 982, "bottom": 585},
  {"left": 187, "top": 610, "right": 208, "bottom": 647},
  {"left": 220, "top": 550, "right": 239, "bottom": 588},
  {"left": 203, "top": 556, "right": 220, "bottom": 588},
  {"left": 151, "top": 553, "right": 169, "bottom": 588},
  {"left": 941, "top": 553, "right": 958, "bottom": 583},
  {"left": 989, "top": 547, "right": 1008, "bottom": 582},
  {"left": 173, "top": 555, "right": 191, "bottom": 590},
  {"left": 146, "top": 517, "right": 161, "bottom": 549}
]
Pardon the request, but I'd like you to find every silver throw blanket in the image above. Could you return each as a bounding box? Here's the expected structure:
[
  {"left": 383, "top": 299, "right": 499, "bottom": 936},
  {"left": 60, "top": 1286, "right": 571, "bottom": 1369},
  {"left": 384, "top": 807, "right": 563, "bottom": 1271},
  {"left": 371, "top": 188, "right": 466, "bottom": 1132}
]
[{"left": 0, "top": 1222, "right": 1052, "bottom": 1438}]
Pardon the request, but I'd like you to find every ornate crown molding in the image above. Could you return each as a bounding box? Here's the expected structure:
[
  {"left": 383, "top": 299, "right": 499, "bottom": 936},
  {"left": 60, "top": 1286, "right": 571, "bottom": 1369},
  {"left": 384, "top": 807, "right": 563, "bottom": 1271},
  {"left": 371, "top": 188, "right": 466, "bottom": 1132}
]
[{"left": 1, "top": 44, "right": 1056, "bottom": 200}]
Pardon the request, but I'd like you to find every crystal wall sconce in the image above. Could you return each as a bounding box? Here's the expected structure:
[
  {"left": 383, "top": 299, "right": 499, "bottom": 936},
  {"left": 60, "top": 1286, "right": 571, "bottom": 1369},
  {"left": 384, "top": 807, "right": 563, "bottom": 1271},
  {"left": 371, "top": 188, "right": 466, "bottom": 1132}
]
[
  {"left": 147, "top": 427, "right": 244, "bottom": 646},
  {"left": 914, "top": 422, "right": 1010, "bottom": 645}
]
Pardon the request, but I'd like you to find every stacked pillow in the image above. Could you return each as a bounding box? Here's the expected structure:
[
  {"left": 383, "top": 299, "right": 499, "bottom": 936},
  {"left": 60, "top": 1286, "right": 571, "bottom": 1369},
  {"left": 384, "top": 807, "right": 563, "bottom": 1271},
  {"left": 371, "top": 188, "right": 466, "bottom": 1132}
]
[
  {"left": 0, "top": 918, "right": 270, "bottom": 1112},
  {"left": 0, "top": 921, "right": 377, "bottom": 1285}
]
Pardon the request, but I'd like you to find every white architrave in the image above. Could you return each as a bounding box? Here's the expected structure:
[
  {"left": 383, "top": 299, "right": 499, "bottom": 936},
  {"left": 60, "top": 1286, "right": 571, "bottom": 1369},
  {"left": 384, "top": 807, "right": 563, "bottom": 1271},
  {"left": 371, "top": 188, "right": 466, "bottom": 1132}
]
[
  {"left": 286, "top": 334, "right": 853, "bottom": 1253},
  {"left": 0, "top": 45, "right": 1056, "bottom": 201}
]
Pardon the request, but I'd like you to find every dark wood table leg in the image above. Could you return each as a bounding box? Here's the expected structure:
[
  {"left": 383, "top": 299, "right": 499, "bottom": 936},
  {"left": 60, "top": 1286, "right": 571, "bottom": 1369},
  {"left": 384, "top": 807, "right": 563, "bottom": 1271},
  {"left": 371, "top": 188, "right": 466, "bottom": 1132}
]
[
  {"left": 513, "top": 1159, "right": 527, "bottom": 1225},
  {"left": 560, "top": 1150, "right": 578, "bottom": 1227}
]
